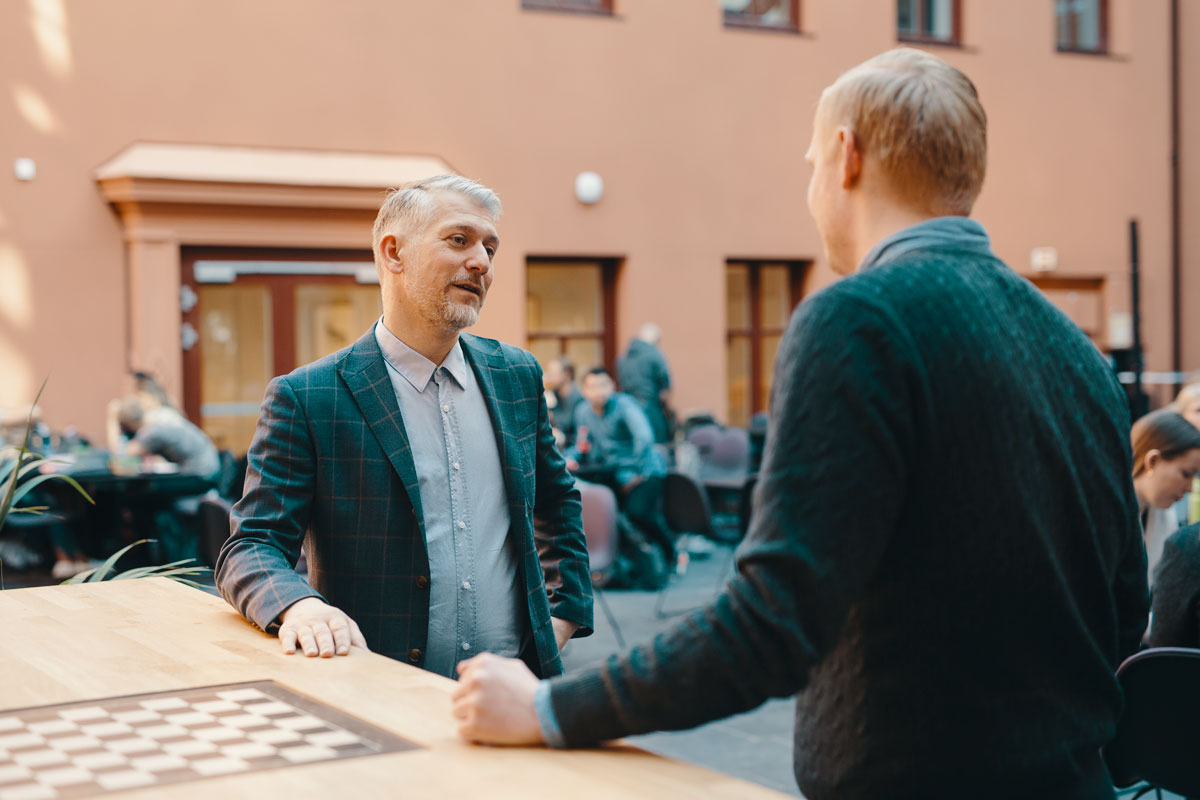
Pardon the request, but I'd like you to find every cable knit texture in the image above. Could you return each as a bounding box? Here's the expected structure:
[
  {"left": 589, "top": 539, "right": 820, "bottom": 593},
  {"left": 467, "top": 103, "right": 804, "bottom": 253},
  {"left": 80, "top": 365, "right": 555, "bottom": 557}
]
[{"left": 548, "top": 228, "right": 1148, "bottom": 799}]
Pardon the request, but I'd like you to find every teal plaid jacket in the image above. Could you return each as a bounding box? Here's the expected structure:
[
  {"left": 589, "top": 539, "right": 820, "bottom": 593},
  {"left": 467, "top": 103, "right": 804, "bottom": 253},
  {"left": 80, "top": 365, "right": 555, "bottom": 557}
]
[{"left": 216, "top": 328, "right": 593, "bottom": 677}]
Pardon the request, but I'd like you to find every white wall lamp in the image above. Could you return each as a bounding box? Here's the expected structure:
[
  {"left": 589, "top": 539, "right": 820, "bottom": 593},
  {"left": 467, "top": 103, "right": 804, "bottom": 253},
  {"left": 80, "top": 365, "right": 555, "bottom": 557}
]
[{"left": 574, "top": 171, "right": 604, "bottom": 205}]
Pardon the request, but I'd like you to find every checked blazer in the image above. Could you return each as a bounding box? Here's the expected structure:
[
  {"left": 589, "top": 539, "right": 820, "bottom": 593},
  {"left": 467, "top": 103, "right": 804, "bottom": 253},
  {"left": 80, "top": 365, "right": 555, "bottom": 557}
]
[{"left": 215, "top": 327, "right": 593, "bottom": 678}]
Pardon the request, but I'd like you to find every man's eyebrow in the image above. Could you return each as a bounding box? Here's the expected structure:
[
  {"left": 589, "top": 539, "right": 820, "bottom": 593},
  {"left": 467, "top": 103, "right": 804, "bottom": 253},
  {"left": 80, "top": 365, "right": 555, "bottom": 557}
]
[{"left": 440, "top": 221, "right": 499, "bottom": 246}]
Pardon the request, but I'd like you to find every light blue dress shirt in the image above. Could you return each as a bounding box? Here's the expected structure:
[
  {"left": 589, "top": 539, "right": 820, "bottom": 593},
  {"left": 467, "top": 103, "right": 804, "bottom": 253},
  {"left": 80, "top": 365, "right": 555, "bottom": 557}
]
[{"left": 374, "top": 320, "right": 525, "bottom": 678}]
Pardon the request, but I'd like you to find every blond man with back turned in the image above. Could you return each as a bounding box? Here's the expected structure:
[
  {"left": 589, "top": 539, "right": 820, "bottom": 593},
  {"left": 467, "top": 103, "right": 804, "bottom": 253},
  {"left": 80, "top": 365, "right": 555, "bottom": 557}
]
[{"left": 451, "top": 49, "right": 1147, "bottom": 799}]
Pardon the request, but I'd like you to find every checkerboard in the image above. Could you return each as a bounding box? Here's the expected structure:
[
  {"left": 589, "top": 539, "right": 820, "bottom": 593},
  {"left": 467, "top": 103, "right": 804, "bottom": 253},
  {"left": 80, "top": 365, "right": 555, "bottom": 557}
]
[{"left": 0, "top": 680, "right": 418, "bottom": 798}]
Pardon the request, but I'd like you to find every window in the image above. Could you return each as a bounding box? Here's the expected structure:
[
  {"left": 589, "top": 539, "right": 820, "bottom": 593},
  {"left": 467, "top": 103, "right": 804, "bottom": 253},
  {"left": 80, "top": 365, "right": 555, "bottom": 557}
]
[
  {"left": 526, "top": 258, "right": 618, "bottom": 374},
  {"left": 897, "top": 0, "right": 959, "bottom": 45},
  {"left": 522, "top": 0, "right": 613, "bottom": 14},
  {"left": 1056, "top": 0, "right": 1106, "bottom": 53},
  {"left": 726, "top": 261, "right": 808, "bottom": 428},
  {"left": 722, "top": 0, "right": 799, "bottom": 32}
]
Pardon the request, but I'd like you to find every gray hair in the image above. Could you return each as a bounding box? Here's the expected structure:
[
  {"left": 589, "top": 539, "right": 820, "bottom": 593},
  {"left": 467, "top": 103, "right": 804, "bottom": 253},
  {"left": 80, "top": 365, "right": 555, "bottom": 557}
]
[{"left": 372, "top": 175, "right": 502, "bottom": 262}]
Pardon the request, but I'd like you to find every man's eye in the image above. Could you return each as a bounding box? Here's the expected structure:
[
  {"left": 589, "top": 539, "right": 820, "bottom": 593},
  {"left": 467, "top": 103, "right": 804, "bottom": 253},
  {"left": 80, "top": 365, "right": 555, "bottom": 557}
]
[
  {"left": 450, "top": 235, "right": 467, "bottom": 245},
  {"left": 485, "top": 247, "right": 496, "bottom": 257}
]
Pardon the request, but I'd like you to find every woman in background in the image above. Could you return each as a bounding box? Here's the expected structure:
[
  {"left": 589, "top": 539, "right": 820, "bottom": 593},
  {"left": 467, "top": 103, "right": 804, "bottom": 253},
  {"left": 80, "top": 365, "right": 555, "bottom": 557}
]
[{"left": 1131, "top": 409, "right": 1200, "bottom": 585}]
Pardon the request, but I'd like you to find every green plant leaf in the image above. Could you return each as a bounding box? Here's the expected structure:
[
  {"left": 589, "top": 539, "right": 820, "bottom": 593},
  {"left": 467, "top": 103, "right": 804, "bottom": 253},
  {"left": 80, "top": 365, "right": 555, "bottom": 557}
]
[
  {"left": 6, "top": 506, "right": 49, "bottom": 515},
  {"left": 7, "top": 473, "right": 95, "bottom": 509},
  {"left": 83, "top": 539, "right": 153, "bottom": 583}
]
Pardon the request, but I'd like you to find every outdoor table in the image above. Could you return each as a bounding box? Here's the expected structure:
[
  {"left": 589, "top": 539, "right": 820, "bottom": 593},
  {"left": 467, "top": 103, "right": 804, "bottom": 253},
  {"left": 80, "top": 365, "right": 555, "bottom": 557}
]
[{"left": 0, "top": 579, "right": 789, "bottom": 798}]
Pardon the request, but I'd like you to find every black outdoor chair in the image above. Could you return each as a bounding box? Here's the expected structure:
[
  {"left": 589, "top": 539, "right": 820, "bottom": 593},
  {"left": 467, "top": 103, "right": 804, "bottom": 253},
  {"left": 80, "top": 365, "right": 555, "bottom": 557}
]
[
  {"left": 196, "top": 495, "right": 233, "bottom": 569},
  {"left": 1104, "top": 646, "right": 1200, "bottom": 799}
]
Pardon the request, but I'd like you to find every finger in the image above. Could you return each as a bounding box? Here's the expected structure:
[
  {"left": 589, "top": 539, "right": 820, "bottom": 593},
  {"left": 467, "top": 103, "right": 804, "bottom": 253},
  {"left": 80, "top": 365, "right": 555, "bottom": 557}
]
[
  {"left": 296, "top": 626, "right": 319, "bottom": 657},
  {"left": 279, "top": 625, "right": 298, "bottom": 655},
  {"left": 349, "top": 620, "right": 369, "bottom": 651},
  {"left": 328, "top": 617, "right": 350, "bottom": 656},
  {"left": 312, "top": 623, "right": 336, "bottom": 658},
  {"left": 450, "top": 697, "right": 470, "bottom": 719}
]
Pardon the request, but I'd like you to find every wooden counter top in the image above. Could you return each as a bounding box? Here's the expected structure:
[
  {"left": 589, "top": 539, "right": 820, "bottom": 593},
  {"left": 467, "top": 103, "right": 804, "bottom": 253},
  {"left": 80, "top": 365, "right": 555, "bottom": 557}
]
[{"left": 0, "top": 579, "right": 789, "bottom": 798}]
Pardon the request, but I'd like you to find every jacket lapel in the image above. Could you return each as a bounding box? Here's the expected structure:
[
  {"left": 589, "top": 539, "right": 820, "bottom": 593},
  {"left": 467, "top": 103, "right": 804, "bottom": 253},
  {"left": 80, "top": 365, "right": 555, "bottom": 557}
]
[
  {"left": 337, "top": 328, "right": 426, "bottom": 539},
  {"left": 460, "top": 334, "right": 524, "bottom": 513}
]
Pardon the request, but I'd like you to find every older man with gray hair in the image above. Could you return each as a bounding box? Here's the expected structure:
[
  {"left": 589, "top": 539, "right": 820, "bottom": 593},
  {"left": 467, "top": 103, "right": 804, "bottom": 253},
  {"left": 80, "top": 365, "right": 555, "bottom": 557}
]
[
  {"left": 217, "top": 175, "right": 593, "bottom": 680},
  {"left": 452, "top": 49, "right": 1146, "bottom": 799}
]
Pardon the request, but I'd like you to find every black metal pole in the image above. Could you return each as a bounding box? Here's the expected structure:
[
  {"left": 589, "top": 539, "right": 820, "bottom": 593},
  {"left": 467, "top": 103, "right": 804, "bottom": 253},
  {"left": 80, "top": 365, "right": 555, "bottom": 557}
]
[
  {"left": 1170, "top": 0, "right": 1182, "bottom": 374},
  {"left": 1130, "top": 218, "right": 1146, "bottom": 415}
]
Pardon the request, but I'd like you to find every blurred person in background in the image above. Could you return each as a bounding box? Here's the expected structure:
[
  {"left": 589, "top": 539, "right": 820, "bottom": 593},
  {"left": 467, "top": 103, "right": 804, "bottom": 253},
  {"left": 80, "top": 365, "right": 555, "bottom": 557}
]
[
  {"left": 452, "top": 48, "right": 1147, "bottom": 799},
  {"left": 543, "top": 356, "right": 584, "bottom": 446},
  {"left": 566, "top": 366, "right": 664, "bottom": 492},
  {"left": 1168, "top": 382, "right": 1200, "bottom": 525},
  {"left": 617, "top": 323, "right": 672, "bottom": 444},
  {"left": 1130, "top": 409, "right": 1200, "bottom": 585}
]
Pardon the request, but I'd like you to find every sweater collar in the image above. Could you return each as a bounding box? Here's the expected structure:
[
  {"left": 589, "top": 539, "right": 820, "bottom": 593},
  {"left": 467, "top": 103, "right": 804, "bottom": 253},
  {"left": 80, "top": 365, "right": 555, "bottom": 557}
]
[{"left": 859, "top": 216, "right": 993, "bottom": 272}]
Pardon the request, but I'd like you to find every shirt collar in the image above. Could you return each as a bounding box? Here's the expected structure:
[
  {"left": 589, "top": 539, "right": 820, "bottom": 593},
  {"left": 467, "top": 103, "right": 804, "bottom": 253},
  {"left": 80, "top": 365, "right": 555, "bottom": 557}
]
[
  {"left": 374, "top": 318, "right": 469, "bottom": 392},
  {"left": 859, "top": 216, "right": 993, "bottom": 272}
]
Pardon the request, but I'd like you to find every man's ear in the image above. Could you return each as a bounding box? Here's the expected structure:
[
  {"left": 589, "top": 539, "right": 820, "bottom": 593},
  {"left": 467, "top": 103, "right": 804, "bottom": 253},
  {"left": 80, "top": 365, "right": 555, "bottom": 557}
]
[
  {"left": 379, "top": 233, "right": 404, "bottom": 275},
  {"left": 839, "top": 127, "right": 863, "bottom": 190}
]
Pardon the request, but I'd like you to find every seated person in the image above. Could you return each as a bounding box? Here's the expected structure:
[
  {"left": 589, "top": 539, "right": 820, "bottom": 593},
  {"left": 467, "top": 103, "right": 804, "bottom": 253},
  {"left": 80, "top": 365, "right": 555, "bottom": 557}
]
[
  {"left": 1130, "top": 409, "right": 1200, "bottom": 585},
  {"left": 1168, "top": 382, "right": 1200, "bottom": 524},
  {"left": 543, "top": 357, "right": 584, "bottom": 447},
  {"left": 1148, "top": 520, "right": 1200, "bottom": 647},
  {"left": 566, "top": 367, "right": 664, "bottom": 492}
]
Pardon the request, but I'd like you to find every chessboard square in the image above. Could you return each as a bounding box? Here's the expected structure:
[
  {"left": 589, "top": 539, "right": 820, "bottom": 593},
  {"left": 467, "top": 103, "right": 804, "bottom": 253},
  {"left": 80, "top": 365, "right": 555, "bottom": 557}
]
[
  {"left": 306, "top": 730, "right": 364, "bottom": 748},
  {"left": 0, "top": 734, "right": 41, "bottom": 751},
  {"left": 0, "top": 782, "right": 56, "bottom": 800},
  {"left": 189, "top": 756, "right": 249, "bottom": 776},
  {"left": 220, "top": 714, "right": 269, "bottom": 729},
  {"left": 275, "top": 715, "right": 326, "bottom": 732},
  {"left": 46, "top": 735, "right": 101, "bottom": 752},
  {"left": 32, "top": 766, "right": 92, "bottom": 787},
  {"left": 95, "top": 769, "right": 155, "bottom": 791},
  {"left": 246, "top": 728, "right": 301, "bottom": 745},
  {"left": 111, "top": 710, "right": 161, "bottom": 725},
  {"left": 129, "top": 754, "right": 189, "bottom": 773},
  {"left": 79, "top": 722, "right": 132, "bottom": 738},
  {"left": 0, "top": 719, "right": 23, "bottom": 733},
  {"left": 192, "top": 700, "right": 240, "bottom": 714},
  {"left": 219, "top": 741, "right": 277, "bottom": 761},
  {"left": 278, "top": 744, "right": 337, "bottom": 763},
  {"left": 12, "top": 749, "right": 66, "bottom": 768},
  {"left": 23, "top": 721, "right": 74, "bottom": 736},
  {"left": 105, "top": 737, "right": 158, "bottom": 754},
  {"left": 191, "top": 726, "right": 242, "bottom": 742},
  {"left": 160, "top": 739, "right": 216, "bottom": 757},
  {"left": 58, "top": 707, "right": 106, "bottom": 722},
  {"left": 240, "top": 702, "right": 292, "bottom": 717},
  {"left": 71, "top": 751, "right": 126, "bottom": 770},
  {"left": 0, "top": 765, "right": 32, "bottom": 783},
  {"left": 140, "top": 698, "right": 189, "bottom": 711},
  {"left": 215, "top": 689, "right": 266, "bottom": 703},
  {"left": 162, "top": 712, "right": 215, "bottom": 727},
  {"left": 136, "top": 724, "right": 188, "bottom": 741}
]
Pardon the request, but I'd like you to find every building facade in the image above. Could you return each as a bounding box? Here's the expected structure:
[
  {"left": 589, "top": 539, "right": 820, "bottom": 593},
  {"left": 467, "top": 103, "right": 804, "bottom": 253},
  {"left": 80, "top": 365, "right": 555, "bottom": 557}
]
[{"left": 1, "top": 0, "right": 1196, "bottom": 450}]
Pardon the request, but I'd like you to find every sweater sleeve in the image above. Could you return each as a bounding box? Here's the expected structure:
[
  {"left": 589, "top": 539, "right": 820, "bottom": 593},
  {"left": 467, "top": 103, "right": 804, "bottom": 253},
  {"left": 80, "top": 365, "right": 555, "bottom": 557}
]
[{"left": 547, "top": 289, "right": 916, "bottom": 744}]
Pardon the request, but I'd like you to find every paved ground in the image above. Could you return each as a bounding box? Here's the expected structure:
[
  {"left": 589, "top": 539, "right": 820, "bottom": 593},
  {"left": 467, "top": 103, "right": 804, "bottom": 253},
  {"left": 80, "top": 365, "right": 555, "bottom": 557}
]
[{"left": 561, "top": 542, "right": 803, "bottom": 798}]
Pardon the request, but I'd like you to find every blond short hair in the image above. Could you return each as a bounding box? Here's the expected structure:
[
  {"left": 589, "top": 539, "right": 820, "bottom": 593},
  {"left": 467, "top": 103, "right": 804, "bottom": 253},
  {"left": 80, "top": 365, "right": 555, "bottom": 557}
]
[
  {"left": 371, "top": 175, "right": 502, "bottom": 264},
  {"left": 822, "top": 48, "right": 987, "bottom": 216}
]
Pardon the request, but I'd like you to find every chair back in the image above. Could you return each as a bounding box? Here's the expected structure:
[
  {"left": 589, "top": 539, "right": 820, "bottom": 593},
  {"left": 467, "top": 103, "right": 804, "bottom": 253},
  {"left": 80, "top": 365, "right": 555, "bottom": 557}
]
[
  {"left": 662, "top": 471, "right": 715, "bottom": 538},
  {"left": 1104, "top": 646, "right": 1200, "bottom": 794},
  {"left": 686, "top": 424, "right": 721, "bottom": 455},
  {"left": 577, "top": 480, "right": 619, "bottom": 574},
  {"left": 197, "top": 495, "right": 233, "bottom": 568}
]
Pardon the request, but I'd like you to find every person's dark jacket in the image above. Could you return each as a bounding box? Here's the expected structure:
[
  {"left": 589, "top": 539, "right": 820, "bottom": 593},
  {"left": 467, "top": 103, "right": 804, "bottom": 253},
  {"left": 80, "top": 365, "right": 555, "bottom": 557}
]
[
  {"left": 617, "top": 339, "right": 671, "bottom": 443},
  {"left": 1148, "top": 522, "right": 1200, "bottom": 648},
  {"left": 544, "top": 224, "right": 1147, "bottom": 799}
]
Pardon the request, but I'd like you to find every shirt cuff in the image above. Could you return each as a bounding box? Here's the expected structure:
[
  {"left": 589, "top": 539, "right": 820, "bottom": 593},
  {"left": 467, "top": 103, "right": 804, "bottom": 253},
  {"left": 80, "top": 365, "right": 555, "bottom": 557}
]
[{"left": 533, "top": 681, "right": 567, "bottom": 748}]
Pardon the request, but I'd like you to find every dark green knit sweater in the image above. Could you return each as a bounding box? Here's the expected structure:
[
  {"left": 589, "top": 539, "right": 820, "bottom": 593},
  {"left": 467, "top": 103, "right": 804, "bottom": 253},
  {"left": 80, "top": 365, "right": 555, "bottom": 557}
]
[{"left": 548, "top": 225, "right": 1148, "bottom": 799}]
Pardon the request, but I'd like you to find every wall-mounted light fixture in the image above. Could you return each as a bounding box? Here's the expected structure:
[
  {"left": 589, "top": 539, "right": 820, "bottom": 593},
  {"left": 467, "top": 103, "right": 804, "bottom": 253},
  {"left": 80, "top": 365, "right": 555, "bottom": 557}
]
[{"left": 574, "top": 171, "right": 603, "bottom": 205}]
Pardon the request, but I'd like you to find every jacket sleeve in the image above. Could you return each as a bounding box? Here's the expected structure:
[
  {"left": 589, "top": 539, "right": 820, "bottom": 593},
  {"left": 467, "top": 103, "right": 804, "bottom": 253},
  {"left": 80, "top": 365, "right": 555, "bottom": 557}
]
[
  {"left": 529, "top": 361, "right": 594, "bottom": 638},
  {"left": 547, "top": 290, "right": 914, "bottom": 743},
  {"left": 215, "top": 375, "right": 324, "bottom": 633},
  {"left": 1147, "top": 525, "right": 1196, "bottom": 650}
]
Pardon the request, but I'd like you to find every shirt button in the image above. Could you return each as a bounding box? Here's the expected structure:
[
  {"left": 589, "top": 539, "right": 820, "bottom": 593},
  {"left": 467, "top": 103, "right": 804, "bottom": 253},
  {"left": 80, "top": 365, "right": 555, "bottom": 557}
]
[
  {"left": 458, "top": 521, "right": 466, "bottom": 530},
  {"left": 462, "top": 642, "right": 470, "bottom": 651},
  {"left": 462, "top": 581, "right": 471, "bottom": 590},
  {"left": 453, "top": 462, "right": 460, "bottom": 470},
  {"left": 442, "top": 404, "right": 450, "bottom": 413}
]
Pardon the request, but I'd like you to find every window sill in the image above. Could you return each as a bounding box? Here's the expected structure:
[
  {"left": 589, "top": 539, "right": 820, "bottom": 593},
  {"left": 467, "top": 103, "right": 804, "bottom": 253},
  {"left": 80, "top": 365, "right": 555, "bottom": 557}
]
[
  {"left": 723, "top": 18, "right": 805, "bottom": 36},
  {"left": 521, "top": 3, "right": 614, "bottom": 17},
  {"left": 1055, "top": 45, "right": 1112, "bottom": 57},
  {"left": 897, "top": 33, "right": 962, "bottom": 48}
]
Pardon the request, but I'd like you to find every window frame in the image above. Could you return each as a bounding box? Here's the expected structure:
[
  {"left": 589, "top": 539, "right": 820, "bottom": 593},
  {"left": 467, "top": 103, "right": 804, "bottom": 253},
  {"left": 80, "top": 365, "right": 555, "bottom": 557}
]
[
  {"left": 1055, "top": 0, "right": 1109, "bottom": 55},
  {"left": 725, "top": 260, "right": 809, "bottom": 425},
  {"left": 525, "top": 256, "right": 619, "bottom": 376},
  {"left": 722, "top": 0, "right": 801, "bottom": 33},
  {"left": 521, "top": 0, "right": 614, "bottom": 16},
  {"left": 896, "top": 0, "right": 962, "bottom": 47}
]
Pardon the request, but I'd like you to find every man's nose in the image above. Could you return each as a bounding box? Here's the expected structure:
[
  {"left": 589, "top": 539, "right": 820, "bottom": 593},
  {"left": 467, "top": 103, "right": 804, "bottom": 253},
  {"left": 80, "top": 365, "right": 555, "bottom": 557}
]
[{"left": 464, "top": 242, "right": 492, "bottom": 274}]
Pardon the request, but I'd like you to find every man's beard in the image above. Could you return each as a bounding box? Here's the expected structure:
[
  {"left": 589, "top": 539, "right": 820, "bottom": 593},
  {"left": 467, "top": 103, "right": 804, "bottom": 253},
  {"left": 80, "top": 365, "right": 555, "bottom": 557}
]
[{"left": 411, "top": 276, "right": 485, "bottom": 332}]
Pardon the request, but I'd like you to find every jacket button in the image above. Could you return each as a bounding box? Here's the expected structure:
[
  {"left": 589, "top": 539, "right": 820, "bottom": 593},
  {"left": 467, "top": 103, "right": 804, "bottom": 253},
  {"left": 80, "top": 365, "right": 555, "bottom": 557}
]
[
  {"left": 408, "top": 648, "right": 423, "bottom": 663},
  {"left": 415, "top": 575, "right": 429, "bottom": 590}
]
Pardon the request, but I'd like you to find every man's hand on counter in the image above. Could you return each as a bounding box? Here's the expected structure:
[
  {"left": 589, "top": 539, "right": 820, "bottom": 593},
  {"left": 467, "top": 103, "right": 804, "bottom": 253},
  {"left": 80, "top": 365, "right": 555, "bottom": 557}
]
[
  {"left": 452, "top": 654, "right": 544, "bottom": 745},
  {"left": 278, "top": 597, "right": 369, "bottom": 658}
]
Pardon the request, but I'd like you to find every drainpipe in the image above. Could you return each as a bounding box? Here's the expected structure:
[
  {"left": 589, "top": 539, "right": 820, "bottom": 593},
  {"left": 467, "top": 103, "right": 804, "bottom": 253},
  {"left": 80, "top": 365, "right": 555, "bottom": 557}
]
[{"left": 1170, "top": 0, "right": 1181, "bottom": 374}]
